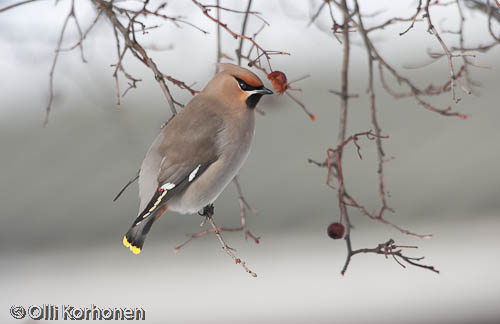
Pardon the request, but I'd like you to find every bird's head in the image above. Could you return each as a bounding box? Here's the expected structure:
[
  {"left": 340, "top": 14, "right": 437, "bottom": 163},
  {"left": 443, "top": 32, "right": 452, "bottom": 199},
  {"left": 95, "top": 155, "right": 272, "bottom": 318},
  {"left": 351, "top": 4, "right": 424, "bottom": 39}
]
[{"left": 204, "top": 63, "right": 273, "bottom": 109}]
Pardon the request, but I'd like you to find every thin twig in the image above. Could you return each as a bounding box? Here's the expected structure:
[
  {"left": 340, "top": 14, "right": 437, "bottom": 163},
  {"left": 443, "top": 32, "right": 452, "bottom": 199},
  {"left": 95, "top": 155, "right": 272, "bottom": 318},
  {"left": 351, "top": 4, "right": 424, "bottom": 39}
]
[
  {"left": 173, "top": 179, "right": 260, "bottom": 251},
  {"left": 0, "top": 0, "right": 40, "bottom": 13},
  {"left": 424, "top": 0, "right": 471, "bottom": 103},
  {"left": 216, "top": 0, "right": 222, "bottom": 64},
  {"left": 354, "top": 0, "right": 392, "bottom": 220},
  {"left": 61, "top": 9, "right": 103, "bottom": 53},
  {"left": 336, "top": 0, "right": 351, "bottom": 232},
  {"left": 400, "top": 0, "right": 423, "bottom": 36},
  {"left": 44, "top": 0, "right": 74, "bottom": 126},
  {"left": 308, "top": 0, "right": 327, "bottom": 27},
  {"left": 340, "top": 238, "right": 439, "bottom": 275},
  {"left": 93, "top": 0, "right": 180, "bottom": 115},
  {"left": 236, "top": 0, "right": 252, "bottom": 66},
  {"left": 192, "top": 0, "right": 289, "bottom": 72},
  {"left": 179, "top": 206, "right": 257, "bottom": 277},
  {"left": 206, "top": 214, "right": 257, "bottom": 277},
  {"left": 233, "top": 175, "right": 260, "bottom": 243}
]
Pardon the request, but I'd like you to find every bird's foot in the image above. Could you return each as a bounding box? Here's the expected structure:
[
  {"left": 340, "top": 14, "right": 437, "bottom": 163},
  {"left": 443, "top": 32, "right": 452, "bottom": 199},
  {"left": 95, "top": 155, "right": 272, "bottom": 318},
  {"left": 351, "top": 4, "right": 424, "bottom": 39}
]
[
  {"left": 198, "top": 204, "right": 214, "bottom": 227},
  {"left": 198, "top": 204, "right": 214, "bottom": 217}
]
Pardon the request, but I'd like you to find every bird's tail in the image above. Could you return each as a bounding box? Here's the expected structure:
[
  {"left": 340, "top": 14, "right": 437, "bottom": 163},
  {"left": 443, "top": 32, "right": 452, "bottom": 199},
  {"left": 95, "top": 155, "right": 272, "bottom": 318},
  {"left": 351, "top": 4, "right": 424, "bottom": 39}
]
[{"left": 123, "top": 205, "right": 166, "bottom": 254}]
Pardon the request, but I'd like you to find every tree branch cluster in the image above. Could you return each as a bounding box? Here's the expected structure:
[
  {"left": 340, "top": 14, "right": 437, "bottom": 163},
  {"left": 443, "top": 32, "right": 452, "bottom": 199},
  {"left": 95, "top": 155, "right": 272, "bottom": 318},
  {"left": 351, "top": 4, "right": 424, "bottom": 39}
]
[
  {"left": 308, "top": 0, "right": 499, "bottom": 274},
  {"left": 2, "top": 0, "right": 499, "bottom": 276}
]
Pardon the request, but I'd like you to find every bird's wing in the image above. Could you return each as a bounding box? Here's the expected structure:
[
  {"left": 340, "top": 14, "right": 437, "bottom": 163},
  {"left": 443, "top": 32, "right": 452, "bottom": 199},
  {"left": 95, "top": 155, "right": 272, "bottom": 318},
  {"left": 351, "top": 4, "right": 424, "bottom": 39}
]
[
  {"left": 131, "top": 163, "right": 214, "bottom": 227},
  {"left": 133, "top": 103, "right": 225, "bottom": 226}
]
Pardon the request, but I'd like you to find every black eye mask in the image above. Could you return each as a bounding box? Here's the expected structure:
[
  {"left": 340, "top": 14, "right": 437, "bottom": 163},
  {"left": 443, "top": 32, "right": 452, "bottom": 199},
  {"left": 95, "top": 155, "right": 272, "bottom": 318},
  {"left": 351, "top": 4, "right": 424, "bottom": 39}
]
[
  {"left": 233, "top": 76, "right": 273, "bottom": 109},
  {"left": 234, "top": 77, "right": 264, "bottom": 92}
]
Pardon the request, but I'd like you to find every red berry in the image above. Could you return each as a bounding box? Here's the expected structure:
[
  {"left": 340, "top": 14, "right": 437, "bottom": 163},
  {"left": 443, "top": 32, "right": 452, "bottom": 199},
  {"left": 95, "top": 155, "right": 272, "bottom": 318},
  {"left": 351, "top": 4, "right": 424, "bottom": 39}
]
[
  {"left": 327, "top": 222, "right": 345, "bottom": 239},
  {"left": 267, "top": 71, "right": 288, "bottom": 94}
]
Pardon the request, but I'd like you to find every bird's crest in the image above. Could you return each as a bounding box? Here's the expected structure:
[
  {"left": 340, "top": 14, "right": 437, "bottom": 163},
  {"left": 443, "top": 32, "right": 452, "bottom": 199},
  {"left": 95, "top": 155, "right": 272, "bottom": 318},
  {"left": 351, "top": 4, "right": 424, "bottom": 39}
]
[{"left": 216, "top": 63, "right": 263, "bottom": 88}]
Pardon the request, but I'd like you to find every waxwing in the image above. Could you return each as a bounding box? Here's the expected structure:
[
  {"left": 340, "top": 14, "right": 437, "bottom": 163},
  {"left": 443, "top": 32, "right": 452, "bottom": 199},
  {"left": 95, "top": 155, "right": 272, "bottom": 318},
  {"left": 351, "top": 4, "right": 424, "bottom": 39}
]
[{"left": 122, "top": 63, "right": 273, "bottom": 254}]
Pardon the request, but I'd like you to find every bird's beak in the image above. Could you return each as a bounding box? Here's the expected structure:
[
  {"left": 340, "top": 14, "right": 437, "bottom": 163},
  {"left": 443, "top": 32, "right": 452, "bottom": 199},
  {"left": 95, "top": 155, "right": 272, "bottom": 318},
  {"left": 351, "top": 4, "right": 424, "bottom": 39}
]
[{"left": 257, "top": 87, "right": 273, "bottom": 95}]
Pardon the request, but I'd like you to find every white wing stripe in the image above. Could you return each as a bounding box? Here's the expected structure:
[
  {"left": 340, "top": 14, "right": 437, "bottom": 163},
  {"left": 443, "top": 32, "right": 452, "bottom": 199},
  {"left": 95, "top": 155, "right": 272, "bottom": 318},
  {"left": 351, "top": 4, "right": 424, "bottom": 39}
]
[
  {"left": 160, "top": 182, "right": 176, "bottom": 190},
  {"left": 188, "top": 165, "right": 201, "bottom": 182}
]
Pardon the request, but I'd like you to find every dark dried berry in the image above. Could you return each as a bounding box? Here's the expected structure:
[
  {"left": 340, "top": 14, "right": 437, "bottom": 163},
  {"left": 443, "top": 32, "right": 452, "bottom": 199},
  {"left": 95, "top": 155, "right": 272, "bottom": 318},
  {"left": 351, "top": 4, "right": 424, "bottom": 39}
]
[{"left": 327, "top": 222, "right": 345, "bottom": 239}]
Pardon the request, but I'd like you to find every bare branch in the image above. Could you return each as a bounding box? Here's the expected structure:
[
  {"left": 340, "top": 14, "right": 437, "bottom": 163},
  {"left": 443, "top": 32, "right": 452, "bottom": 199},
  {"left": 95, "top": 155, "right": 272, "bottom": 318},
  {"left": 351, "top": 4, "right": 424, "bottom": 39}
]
[
  {"left": 341, "top": 237, "right": 439, "bottom": 275},
  {"left": 0, "top": 0, "right": 41, "bottom": 13},
  {"left": 424, "top": 0, "right": 470, "bottom": 103},
  {"left": 236, "top": 0, "right": 253, "bottom": 66},
  {"left": 44, "top": 0, "right": 74, "bottom": 126},
  {"left": 173, "top": 179, "right": 260, "bottom": 252},
  {"left": 308, "top": 0, "right": 328, "bottom": 27},
  {"left": 175, "top": 205, "right": 257, "bottom": 277},
  {"left": 233, "top": 175, "right": 260, "bottom": 243},
  {"left": 207, "top": 214, "right": 257, "bottom": 277},
  {"left": 93, "top": 0, "right": 180, "bottom": 115},
  {"left": 336, "top": 0, "right": 350, "bottom": 231},
  {"left": 399, "top": 0, "right": 423, "bottom": 36},
  {"left": 60, "top": 9, "right": 103, "bottom": 54},
  {"left": 192, "top": 0, "right": 289, "bottom": 71},
  {"left": 203, "top": 3, "right": 268, "bottom": 25},
  {"left": 354, "top": 0, "right": 392, "bottom": 221}
]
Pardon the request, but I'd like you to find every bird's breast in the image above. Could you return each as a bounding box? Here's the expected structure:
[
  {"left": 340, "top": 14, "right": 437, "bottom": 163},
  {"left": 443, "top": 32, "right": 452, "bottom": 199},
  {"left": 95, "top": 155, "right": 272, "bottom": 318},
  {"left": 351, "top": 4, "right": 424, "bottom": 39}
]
[{"left": 168, "top": 112, "right": 255, "bottom": 214}]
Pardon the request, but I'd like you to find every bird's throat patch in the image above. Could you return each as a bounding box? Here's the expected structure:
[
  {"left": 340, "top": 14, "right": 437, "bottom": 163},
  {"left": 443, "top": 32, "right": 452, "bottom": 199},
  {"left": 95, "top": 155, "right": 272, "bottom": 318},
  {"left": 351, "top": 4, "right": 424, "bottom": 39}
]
[{"left": 246, "top": 94, "right": 263, "bottom": 109}]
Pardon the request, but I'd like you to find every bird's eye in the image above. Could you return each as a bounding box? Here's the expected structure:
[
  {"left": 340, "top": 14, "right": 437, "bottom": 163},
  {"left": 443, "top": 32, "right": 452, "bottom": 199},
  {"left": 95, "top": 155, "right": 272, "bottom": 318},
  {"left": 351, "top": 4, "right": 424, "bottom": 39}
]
[
  {"left": 239, "top": 81, "right": 248, "bottom": 90},
  {"left": 235, "top": 77, "right": 250, "bottom": 91}
]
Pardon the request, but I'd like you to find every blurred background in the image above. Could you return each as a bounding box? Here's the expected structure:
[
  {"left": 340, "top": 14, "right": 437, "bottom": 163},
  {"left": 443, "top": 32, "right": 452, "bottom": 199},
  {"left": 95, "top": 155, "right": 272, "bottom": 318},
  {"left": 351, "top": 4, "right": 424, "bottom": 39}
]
[{"left": 1, "top": 0, "right": 499, "bottom": 323}]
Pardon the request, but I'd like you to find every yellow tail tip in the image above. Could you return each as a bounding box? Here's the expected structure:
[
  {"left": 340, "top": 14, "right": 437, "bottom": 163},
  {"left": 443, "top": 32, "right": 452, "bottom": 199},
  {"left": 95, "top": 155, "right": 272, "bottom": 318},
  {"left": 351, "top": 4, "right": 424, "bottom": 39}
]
[
  {"left": 130, "top": 246, "right": 141, "bottom": 254},
  {"left": 123, "top": 236, "right": 141, "bottom": 254},
  {"left": 123, "top": 236, "right": 131, "bottom": 248}
]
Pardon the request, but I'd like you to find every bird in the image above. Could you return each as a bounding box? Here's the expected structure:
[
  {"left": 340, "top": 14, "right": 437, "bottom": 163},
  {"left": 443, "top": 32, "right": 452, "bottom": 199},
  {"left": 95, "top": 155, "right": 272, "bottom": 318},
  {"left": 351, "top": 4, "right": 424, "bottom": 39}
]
[{"left": 122, "top": 63, "right": 273, "bottom": 254}]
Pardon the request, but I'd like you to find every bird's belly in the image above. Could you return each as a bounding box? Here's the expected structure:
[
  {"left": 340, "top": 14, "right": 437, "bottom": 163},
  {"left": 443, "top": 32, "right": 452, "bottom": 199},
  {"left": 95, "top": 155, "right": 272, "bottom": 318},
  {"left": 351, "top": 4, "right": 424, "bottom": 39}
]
[{"left": 167, "top": 126, "right": 254, "bottom": 214}]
